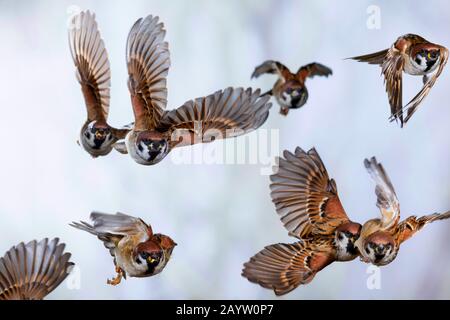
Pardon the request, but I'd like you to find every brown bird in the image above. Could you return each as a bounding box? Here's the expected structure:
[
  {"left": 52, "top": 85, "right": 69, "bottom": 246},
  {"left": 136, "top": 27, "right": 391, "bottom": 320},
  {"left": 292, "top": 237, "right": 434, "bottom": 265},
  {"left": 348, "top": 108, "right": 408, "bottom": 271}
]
[
  {"left": 251, "top": 60, "right": 332, "bottom": 116},
  {"left": 0, "top": 238, "right": 74, "bottom": 300},
  {"left": 69, "top": 11, "right": 130, "bottom": 158},
  {"left": 70, "top": 212, "right": 176, "bottom": 286},
  {"left": 349, "top": 34, "right": 448, "bottom": 127},
  {"left": 355, "top": 157, "right": 450, "bottom": 266},
  {"left": 242, "top": 147, "right": 361, "bottom": 296},
  {"left": 111, "top": 14, "right": 272, "bottom": 165}
]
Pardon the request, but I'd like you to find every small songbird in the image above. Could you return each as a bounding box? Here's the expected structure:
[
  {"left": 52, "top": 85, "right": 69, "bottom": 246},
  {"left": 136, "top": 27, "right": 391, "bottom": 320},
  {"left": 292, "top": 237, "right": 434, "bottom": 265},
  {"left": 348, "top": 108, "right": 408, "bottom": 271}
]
[
  {"left": 242, "top": 147, "right": 362, "bottom": 296},
  {"left": 70, "top": 11, "right": 271, "bottom": 165},
  {"left": 115, "top": 15, "right": 272, "bottom": 165},
  {"left": 349, "top": 34, "right": 448, "bottom": 127},
  {"left": 70, "top": 212, "right": 176, "bottom": 285},
  {"left": 251, "top": 60, "right": 332, "bottom": 116},
  {"left": 0, "top": 238, "right": 74, "bottom": 300},
  {"left": 69, "top": 11, "right": 130, "bottom": 158},
  {"left": 355, "top": 157, "right": 450, "bottom": 266}
]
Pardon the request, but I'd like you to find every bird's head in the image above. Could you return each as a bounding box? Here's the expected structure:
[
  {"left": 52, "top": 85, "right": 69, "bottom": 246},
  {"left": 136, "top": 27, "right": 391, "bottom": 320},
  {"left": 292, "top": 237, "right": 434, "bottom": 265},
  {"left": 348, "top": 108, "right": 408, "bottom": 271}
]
[
  {"left": 283, "top": 84, "right": 308, "bottom": 109},
  {"left": 362, "top": 231, "right": 397, "bottom": 266},
  {"left": 335, "top": 222, "right": 362, "bottom": 259},
  {"left": 412, "top": 46, "right": 440, "bottom": 72},
  {"left": 80, "top": 121, "right": 114, "bottom": 157},
  {"left": 135, "top": 241, "right": 164, "bottom": 274},
  {"left": 133, "top": 131, "right": 169, "bottom": 165}
]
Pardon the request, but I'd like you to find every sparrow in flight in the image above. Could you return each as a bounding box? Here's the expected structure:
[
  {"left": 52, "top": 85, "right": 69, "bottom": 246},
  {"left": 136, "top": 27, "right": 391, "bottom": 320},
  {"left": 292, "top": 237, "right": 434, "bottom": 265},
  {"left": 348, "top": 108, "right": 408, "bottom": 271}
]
[
  {"left": 70, "top": 212, "right": 176, "bottom": 285},
  {"left": 242, "top": 147, "right": 362, "bottom": 295},
  {"left": 69, "top": 11, "right": 130, "bottom": 157},
  {"left": 355, "top": 157, "right": 450, "bottom": 266},
  {"left": 349, "top": 34, "right": 448, "bottom": 127},
  {"left": 0, "top": 238, "right": 74, "bottom": 300},
  {"left": 112, "top": 14, "right": 272, "bottom": 165},
  {"left": 251, "top": 60, "right": 332, "bottom": 116}
]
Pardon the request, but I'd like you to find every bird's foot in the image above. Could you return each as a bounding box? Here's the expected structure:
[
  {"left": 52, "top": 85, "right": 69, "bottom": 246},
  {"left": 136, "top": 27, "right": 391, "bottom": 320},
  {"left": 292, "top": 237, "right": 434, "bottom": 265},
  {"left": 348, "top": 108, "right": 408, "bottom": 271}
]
[
  {"left": 279, "top": 107, "right": 289, "bottom": 116},
  {"left": 107, "top": 267, "right": 124, "bottom": 286}
]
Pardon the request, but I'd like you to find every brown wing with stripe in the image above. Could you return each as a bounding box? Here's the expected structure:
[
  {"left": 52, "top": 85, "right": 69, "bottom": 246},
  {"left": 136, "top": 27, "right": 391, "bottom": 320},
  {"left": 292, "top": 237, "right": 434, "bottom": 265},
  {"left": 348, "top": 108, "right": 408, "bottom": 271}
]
[
  {"left": 0, "top": 238, "right": 73, "bottom": 300},
  {"left": 270, "top": 147, "right": 350, "bottom": 239},
  {"left": 251, "top": 60, "right": 292, "bottom": 81},
  {"left": 364, "top": 157, "right": 400, "bottom": 230},
  {"left": 347, "top": 48, "right": 389, "bottom": 65},
  {"left": 127, "top": 15, "right": 170, "bottom": 131},
  {"left": 242, "top": 239, "right": 335, "bottom": 296},
  {"left": 394, "top": 211, "right": 450, "bottom": 245},
  {"left": 70, "top": 212, "right": 152, "bottom": 257},
  {"left": 69, "top": 10, "right": 111, "bottom": 123},
  {"left": 382, "top": 49, "right": 405, "bottom": 126},
  {"left": 158, "top": 87, "right": 271, "bottom": 149},
  {"left": 296, "top": 63, "right": 333, "bottom": 82}
]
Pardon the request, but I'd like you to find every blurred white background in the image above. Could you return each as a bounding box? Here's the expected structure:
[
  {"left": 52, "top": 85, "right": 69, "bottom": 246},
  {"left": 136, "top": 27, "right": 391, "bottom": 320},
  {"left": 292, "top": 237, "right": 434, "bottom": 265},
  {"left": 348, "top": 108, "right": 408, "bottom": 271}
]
[{"left": 0, "top": 0, "right": 449, "bottom": 299}]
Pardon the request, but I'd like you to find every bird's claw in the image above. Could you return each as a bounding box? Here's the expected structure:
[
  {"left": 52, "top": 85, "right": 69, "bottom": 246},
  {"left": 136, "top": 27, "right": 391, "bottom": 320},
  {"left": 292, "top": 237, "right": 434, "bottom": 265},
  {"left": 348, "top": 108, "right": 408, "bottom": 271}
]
[{"left": 107, "top": 267, "right": 124, "bottom": 286}]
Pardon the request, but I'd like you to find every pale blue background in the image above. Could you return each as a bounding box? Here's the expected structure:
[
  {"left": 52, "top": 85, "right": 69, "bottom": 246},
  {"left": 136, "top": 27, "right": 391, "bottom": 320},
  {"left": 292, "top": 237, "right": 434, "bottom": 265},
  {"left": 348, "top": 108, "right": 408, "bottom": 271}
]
[{"left": 0, "top": 0, "right": 449, "bottom": 299}]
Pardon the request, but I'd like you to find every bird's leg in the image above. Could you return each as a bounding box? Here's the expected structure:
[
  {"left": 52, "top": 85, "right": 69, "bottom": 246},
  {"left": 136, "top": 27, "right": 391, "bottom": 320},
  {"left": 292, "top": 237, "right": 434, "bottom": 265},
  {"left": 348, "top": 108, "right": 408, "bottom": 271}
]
[
  {"left": 279, "top": 106, "right": 289, "bottom": 116},
  {"left": 359, "top": 256, "right": 370, "bottom": 263},
  {"left": 107, "top": 266, "right": 124, "bottom": 286},
  {"left": 422, "top": 75, "right": 429, "bottom": 84}
]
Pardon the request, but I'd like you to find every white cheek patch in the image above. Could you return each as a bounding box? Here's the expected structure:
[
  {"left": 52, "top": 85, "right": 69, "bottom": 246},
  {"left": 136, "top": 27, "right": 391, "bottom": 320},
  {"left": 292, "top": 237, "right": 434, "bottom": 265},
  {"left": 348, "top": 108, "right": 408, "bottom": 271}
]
[
  {"left": 413, "top": 55, "right": 428, "bottom": 71},
  {"left": 280, "top": 92, "right": 292, "bottom": 105},
  {"left": 137, "top": 142, "right": 150, "bottom": 158}
]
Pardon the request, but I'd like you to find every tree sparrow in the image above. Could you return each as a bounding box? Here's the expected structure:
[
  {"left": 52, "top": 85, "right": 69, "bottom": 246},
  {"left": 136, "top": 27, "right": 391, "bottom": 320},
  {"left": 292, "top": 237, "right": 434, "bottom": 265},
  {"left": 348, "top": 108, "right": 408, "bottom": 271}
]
[
  {"left": 349, "top": 34, "right": 448, "bottom": 126},
  {"left": 242, "top": 147, "right": 361, "bottom": 295},
  {"left": 251, "top": 60, "right": 332, "bottom": 115},
  {"left": 69, "top": 11, "right": 130, "bottom": 157},
  {"left": 70, "top": 212, "right": 176, "bottom": 286}
]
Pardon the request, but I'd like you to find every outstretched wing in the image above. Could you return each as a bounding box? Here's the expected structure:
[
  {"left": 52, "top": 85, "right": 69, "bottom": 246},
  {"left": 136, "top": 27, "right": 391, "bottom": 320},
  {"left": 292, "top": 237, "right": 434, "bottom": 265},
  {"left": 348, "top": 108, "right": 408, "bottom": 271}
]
[
  {"left": 70, "top": 212, "right": 151, "bottom": 256},
  {"left": 127, "top": 15, "right": 170, "bottom": 131},
  {"left": 0, "top": 238, "right": 73, "bottom": 300},
  {"left": 69, "top": 10, "right": 111, "bottom": 123},
  {"left": 382, "top": 49, "right": 405, "bottom": 126},
  {"left": 394, "top": 211, "right": 450, "bottom": 245},
  {"left": 270, "top": 147, "right": 350, "bottom": 239},
  {"left": 242, "top": 239, "right": 335, "bottom": 296},
  {"left": 251, "top": 60, "right": 292, "bottom": 81},
  {"left": 403, "top": 46, "right": 448, "bottom": 124},
  {"left": 364, "top": 157, "right": 400, "bottom": 230},
  {"left": 158, "top": 87, "right": 271, "bottom": 149},
  {"left": 347, "top": 49, "right": 389, "bottom": 65},
  {"left": 296, "top": 63, "right": 332, "bottom": 82}
]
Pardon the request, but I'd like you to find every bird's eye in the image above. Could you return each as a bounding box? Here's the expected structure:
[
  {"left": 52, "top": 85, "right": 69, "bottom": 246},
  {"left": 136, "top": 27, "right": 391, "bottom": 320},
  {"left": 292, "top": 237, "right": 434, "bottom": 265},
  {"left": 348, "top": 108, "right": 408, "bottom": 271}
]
[
  {"left": 140, "top": 252, "right": 149, "bottom": 259},
  {"left": 338, "top": 234, "right": 344, "bottom": 241},
  {"left": 365, "top": 247, "right": 370, "bottom": 254},
  {"left": 85, "top": 132, "right": 91, "bottom": 139}
]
